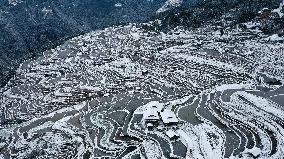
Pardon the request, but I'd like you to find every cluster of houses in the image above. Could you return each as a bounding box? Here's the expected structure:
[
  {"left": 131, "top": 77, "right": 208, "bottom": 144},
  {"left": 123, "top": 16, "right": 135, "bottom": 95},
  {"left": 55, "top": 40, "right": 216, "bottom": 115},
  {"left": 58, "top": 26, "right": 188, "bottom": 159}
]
[{"left": 142, "top": 104, "right": 180, "bottom": 141}]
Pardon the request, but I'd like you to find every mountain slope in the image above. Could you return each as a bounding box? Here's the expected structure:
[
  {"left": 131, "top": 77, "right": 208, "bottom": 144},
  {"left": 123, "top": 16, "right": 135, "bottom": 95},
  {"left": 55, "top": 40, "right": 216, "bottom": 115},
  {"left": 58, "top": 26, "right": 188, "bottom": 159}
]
[
  {"left": 154, "top": 0, "right": 281, "bottom": 29},
  {"left": 0, "top": 21, "right": 284, "bottom": 158},
  {"left": 0, "top": 0, "right": 167, "bottom": 86},
  {"left": 0, "top": 0, "right": 282, "bottom": 87}
]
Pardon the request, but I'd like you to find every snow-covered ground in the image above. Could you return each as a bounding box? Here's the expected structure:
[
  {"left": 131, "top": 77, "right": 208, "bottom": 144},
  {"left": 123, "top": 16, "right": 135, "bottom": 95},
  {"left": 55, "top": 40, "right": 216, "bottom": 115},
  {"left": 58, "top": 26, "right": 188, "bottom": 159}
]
[
  {"left": 0, "top": 22, "right": 284, "bottom": 158},
  {"left": 156, "top": 0, "right": 182, "bottom": 13},
  {"left": 8, "top": 0, "right": 23, "bottom": 6}
]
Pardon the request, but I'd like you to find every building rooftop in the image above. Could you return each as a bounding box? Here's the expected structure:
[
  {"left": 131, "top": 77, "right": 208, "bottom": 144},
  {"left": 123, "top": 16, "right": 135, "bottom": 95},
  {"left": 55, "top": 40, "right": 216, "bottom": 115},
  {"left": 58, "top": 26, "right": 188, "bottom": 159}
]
[
  {"left": 166, "top": 129, "right": 179, "bottom": 139},
  {"left": 143, "top": 109, "right": 159, "bottom": 121},
  {"left": 160, "top": 109, "right": 179, "bottom": 124}
]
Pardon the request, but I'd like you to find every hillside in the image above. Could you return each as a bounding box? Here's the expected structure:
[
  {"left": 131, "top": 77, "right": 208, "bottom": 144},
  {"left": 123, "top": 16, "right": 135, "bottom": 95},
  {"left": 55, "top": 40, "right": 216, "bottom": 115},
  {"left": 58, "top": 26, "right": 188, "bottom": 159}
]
[
  {"left": 0, "top": 0, "right": 282, "bottom": 87},
  {"left": 0, "top": 0, "right": 166, "bottom": 86},
  {"left": 0, "top": 20, "right": 284, "bottom": 158},
  {"left": 0, "top": 0, "right": 284, "bottom": 158}
]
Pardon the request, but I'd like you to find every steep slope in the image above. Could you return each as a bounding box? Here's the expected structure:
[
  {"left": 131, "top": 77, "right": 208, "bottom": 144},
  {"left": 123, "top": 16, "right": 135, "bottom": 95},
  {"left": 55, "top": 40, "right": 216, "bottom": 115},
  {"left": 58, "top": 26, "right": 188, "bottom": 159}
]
[{"left": 0, "top": 0, "right": 167, "bottom": 86}]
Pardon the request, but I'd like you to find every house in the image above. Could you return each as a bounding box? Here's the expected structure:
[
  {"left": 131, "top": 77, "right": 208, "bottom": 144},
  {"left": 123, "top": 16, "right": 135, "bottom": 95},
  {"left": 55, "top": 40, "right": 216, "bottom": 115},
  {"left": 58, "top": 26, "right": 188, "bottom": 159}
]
[
  {"left": 147, "top": 104, "right": 163, "bottom": 112},
  {"left": 160, "top": 109, "right": 179, "bottom": 125},
  {"left": 143, "top": 109, "right": 159, "bottom": 126},
  {"left": 142, "top": 102, "right": 166, "bottom": 129},
  {"left": 143, "top": 104, "right": 162, "bottom": 130},
  {"left": 166, "top": 129, "right": 179, "bottom": 141}
]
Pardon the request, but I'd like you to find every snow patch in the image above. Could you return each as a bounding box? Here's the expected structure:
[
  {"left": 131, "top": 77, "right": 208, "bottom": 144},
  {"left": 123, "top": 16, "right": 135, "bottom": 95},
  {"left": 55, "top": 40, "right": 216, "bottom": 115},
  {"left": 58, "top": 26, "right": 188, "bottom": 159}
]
[
  {"left": 156, "top": 0, "right": 182, "bottom": 13},
  {"left": 114, "top": 3, "right": 123, "bottom": 7},
  {"left": 265, "top": 34, "right": 284, "bottom": 42},
  {"left": 272, "top": 3, "right": 284, "bottom": 18},
  {"left": 8, "top": 0, "right": 22, "bottom": 6}
]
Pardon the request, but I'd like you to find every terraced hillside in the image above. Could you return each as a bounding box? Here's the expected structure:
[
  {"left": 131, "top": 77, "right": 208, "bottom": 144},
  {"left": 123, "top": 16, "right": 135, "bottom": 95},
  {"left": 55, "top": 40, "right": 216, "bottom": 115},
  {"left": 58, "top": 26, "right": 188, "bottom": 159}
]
[
  {"left": 0, "top": 0, "right": 281, "bottom": 87},
  {"left": 0, "top": 23, "right": 284, "bottom": 158},
  {"left": 0, "top": 0, "right": 167, "bottom": 86}
]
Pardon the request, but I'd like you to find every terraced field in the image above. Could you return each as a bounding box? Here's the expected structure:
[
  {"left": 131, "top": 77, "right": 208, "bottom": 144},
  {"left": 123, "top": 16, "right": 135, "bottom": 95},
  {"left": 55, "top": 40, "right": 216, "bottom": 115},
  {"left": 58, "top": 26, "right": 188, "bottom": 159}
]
[{"left": 0, "top": 24, "right": 284, "bottom": 158}]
